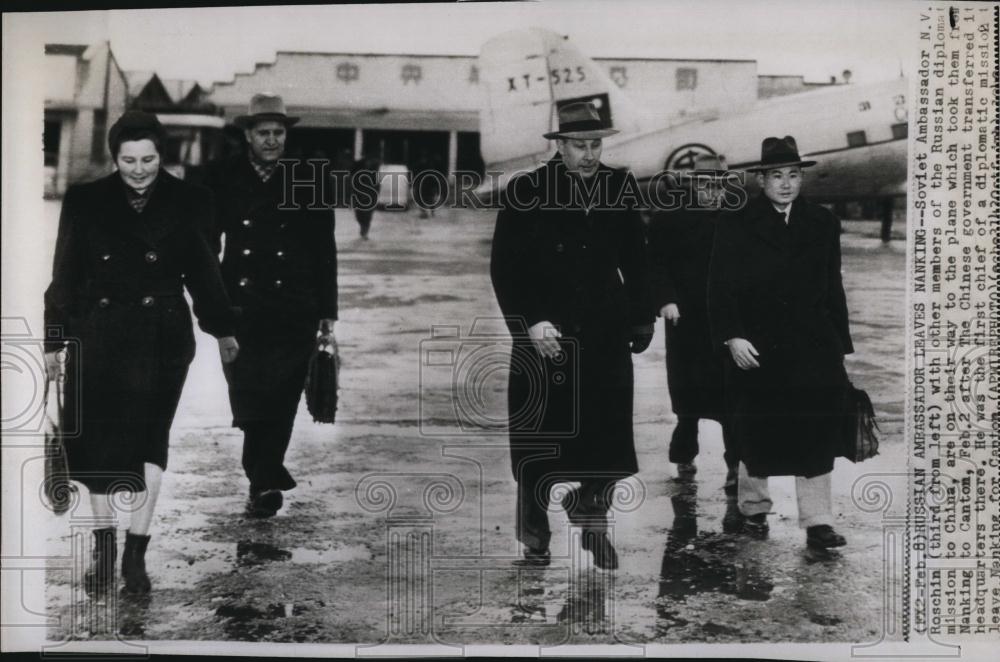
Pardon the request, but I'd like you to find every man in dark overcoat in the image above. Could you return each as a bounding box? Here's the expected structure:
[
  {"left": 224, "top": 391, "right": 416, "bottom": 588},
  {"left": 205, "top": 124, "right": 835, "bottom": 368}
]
[
  {"left": 490, "top": 102, "right": 654, "bottom": 570},
  {"left": 648, "top": 154, "right": 743, "bottom": 531},
  {"left": 707, "top": 136, "right": 853, "bottom": 549},
  {"left": 205, "top": 93, "right": 338, "bottom": 518}
]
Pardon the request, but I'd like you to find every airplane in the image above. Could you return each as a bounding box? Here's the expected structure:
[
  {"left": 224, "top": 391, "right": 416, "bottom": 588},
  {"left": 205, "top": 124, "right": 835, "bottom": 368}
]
[{"left": 477, "top": 28, "right": 908, "bottom": 240}]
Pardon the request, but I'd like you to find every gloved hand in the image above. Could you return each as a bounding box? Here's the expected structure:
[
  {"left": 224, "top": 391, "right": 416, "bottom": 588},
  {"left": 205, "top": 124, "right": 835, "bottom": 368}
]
[{"left": 630, "top": 324, "right": 654, "bottom": 354}]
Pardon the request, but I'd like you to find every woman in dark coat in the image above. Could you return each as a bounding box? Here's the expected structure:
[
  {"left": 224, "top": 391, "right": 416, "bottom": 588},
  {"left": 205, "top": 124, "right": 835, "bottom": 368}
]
[
  {"left": 490, "top": 101, "right": 654, "bottom": 570},
  {"left": 707, "top": 136, "right": 853, "bottom": 549},
  {"left": 44, "top": 111, "right": 238, "bottom": 595}
]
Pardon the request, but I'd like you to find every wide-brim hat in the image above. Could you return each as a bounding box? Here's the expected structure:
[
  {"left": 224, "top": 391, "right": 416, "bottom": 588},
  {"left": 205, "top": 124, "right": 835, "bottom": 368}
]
[
  {"left": 543, "top": 101, "right": 619, "bottom": 140},
  {"left": 677, "top": 153, "right": 732, "bottom": 179},
  {"left": 744, "top": 135, "right": 816, "bottom": 171},
  {"left": 234, "top": 93, "right": 300, "bottom": 129}
]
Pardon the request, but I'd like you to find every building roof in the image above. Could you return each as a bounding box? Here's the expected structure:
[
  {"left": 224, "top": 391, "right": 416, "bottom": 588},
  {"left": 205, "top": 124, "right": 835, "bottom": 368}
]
[{"left": 45, "top": 44, "right": 88, "bottom": 57}]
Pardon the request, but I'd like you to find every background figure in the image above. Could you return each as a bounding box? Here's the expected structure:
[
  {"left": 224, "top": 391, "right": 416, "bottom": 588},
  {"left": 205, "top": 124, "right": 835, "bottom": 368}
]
[
  {"left": 647, "top": 154, "right": 742, "bottom": 530},
  {"left": 490, "top": 102, "right": 654, "bottom": 571},
  {"left": 204, "top": 93, "right": 338, "bottom": 518},
  {"left": 413, "top": 151, "right": 443, "bottom": 219},
  {"left": 44, "top": 111, "right": 238, "bottom": 596},
  {"left": 351, "top": 152, "right": 381, "bottom": 240},
  {"left": 708, "top": 136, "right": 853, "bottom": 550}
]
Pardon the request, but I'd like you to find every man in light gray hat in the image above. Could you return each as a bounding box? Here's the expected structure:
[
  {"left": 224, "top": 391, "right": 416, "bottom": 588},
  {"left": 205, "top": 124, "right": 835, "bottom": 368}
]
[
  {"left": 205, "top": 93, "right": 338, "bottom": 518},
  {"left": 491, "top": 101, "right": 654, "bottom": 570}
]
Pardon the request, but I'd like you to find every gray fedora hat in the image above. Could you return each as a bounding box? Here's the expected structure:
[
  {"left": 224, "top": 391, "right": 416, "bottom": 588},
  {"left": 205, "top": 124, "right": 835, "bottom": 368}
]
[
  {"left": 543, "top": 101, "right": 619, "bottom": 140},
  {"left": 234, "top": 93, "right": 300, "bottom": 128}
]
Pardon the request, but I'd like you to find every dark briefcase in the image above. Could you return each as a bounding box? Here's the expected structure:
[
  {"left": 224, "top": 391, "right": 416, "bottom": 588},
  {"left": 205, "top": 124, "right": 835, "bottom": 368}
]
[
  {"left": 841, "top": 382, "right": 880, "bottom": 463},
  {"left": 304, "top": 337, "right": 340, "bottom": 424}
]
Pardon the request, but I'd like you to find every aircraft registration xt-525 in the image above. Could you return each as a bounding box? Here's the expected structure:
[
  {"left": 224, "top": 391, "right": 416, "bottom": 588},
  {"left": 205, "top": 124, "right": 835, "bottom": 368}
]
[{"left": 477, "top": 28, "right": 908, "bottom": 234}]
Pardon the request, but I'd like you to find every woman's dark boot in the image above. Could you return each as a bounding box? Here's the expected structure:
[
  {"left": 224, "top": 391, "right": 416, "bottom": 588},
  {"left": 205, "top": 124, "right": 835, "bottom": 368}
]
[
  {"left": 121, "top": 531, "right": 152, "bottom": 594},
  {"left": 84, "top": 527, "right": 116, "bottom": 596}
]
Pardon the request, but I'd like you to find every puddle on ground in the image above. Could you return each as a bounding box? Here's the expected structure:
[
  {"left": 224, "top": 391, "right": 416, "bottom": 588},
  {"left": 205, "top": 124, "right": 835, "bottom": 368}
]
[
  {"left": 235, "top": 540, "right": 368, "bottom": 566},
  {"left": 658, "top": 533, "right": 774, "bottom": 603},
  {"left": 809, "top": 613, "right": 843, "bottom": 626},
  {"left": 290, "top": 545, "right": 368, "bottom": 563},
  {"left": 236, "top": 541, "right": 293, "bottom": 566},
  {"left": 214, "top": 601, "right": 312, "bottom": 640}
]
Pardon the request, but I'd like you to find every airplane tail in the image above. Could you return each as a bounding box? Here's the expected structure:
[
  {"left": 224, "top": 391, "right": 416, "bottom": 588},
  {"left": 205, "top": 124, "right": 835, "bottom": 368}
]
[{"left": 478, "top": 28, "right": 644, "bottom": 170}]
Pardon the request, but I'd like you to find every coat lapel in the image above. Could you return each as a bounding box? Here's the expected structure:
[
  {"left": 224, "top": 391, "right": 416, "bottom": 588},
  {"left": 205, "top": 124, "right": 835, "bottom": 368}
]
[
  {"left": 750, "top": 197, "right": 788, "bottom": 251},
  {"left": 141, "top": 174, "right": 185, "bottom": 246},
  {"left": 101, "top": 171, "right": 183, "bottom": 248},
  {"left": 788, "top": 198, "right": 825, "bottom": 251}
]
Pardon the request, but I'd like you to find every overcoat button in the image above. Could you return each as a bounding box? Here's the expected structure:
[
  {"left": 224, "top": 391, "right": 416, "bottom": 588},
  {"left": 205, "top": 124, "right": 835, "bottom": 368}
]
[
  {"left": 242, "top": 248, "right": 252, "bottom": 256},
  {"left": 141, "top": 296, "right": 154, "bottom": 307},
  {"left": 145, "top": 251, "right": 158, "bottom": 263},
  {"left": 98, "top": 297, "right": 110, "bottom": 308},
  {"left": 239, "top": 277, "right": 250, "bottom": 287}
]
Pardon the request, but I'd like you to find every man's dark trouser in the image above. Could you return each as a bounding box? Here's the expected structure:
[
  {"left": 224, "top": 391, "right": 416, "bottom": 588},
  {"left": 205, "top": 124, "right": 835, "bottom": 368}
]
[
  {"left": 517, "top": 475, "right": 615, "bottom": 552},
  {"left": 242, "top": 418, "right": 298, "bottom": 494},
  {"left": 354, "top": 209, "right": 373, "bottom": 238},
  {"left": 670, "top": 416, "right": 739, "bottom": 497}
]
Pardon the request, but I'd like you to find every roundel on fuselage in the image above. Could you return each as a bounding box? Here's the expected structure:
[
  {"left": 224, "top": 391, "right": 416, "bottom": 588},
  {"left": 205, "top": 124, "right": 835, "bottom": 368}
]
[{"left": 664, "top": 143, "right": 717, "bottom": 171}]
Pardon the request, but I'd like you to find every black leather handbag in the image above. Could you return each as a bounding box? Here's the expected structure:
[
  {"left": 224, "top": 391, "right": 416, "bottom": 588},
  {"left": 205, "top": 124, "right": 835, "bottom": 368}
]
[
  {"left": 43, "top": 373, "right": 77, "bottom": 515},
  {"left": 841, "top": 382, "right": 880, "bottom": 463},
  {"left": 304, "top": 337, "right": 340, "bottom": 424}
]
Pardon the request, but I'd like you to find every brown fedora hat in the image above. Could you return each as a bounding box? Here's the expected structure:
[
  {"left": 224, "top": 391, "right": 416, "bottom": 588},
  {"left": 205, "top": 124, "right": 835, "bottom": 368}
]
[
  {"left": 543, "top": 101, "right": 619, "bottom": 140},
  {"left": 677, "top": 153, "right": 732, "bottom": 179},
  {"left": 744, "top": 135, "right": 817, "bottom": 171},
  {"left": 234, "top": 93, "right": 300, "bottom": 129}
]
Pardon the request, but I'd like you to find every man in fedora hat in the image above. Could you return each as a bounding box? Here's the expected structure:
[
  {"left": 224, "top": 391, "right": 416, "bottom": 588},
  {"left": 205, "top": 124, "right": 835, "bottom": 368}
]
[
  {"left": 707, "top": 136, "right": 853, "bottom": 550},
  {"left": 648, "top": 153, "right": 744, "bottom": 532},
  {"left": 205, "top": 93, "right": 338, "bottom": 518},
  {"left": 490, "top": 101, "right": 654, "bottom": 570}
]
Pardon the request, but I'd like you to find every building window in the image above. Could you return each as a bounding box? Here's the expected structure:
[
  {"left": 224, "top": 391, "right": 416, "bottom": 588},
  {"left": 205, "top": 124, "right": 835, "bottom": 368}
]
[
  {"left": 847, "top": 130, "right": 867, "bottom": 147},
  {"left": 44, "top": 120, "right": 62, "bottom": 167},
  {"left": 891, "top": 122, "right": 908, "bottom": 139},
  {"left": 90, "top": 109, "right": 107, "bottom": 164},
  {"left": 676, "top": 67, "right": 697, "bottom": 90}
]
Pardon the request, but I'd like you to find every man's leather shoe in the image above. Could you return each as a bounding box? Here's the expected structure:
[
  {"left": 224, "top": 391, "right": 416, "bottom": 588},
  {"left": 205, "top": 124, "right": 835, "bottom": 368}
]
[
  {"left": 582, "top": 531, "right": 618, "bottom": 570},
  {"left": 742, "top": 513, "right": 769, "bottom": 539},
  {"left": 722, "top": 500, "right": 746, "bottom": 534},
  {"left": 675, "top": 462, "right": 697, "bottom": 479},
  {"left": 247, "top": 489, "right": 283, "bottom": 518},
  {"left": 513, "top": 547, "right": 551, "bottom": 567},
  {"left": 806, "top": 525, "right": 846, "bottom": 549}
]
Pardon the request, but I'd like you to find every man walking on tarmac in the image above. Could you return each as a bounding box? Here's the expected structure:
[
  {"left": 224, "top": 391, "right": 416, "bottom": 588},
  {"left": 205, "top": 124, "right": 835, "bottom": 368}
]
[
  {"left": 708, "top": 135, "right": 853, "bottom": 550},
  {"left": 206, "top": 93, "right": 338, "bottom": 518},
  {"left": 490, "top": 101, "right": 654, "bottom": 570},
  {"left": 647, "top": 154, "right": 743, "bottom": 533}
]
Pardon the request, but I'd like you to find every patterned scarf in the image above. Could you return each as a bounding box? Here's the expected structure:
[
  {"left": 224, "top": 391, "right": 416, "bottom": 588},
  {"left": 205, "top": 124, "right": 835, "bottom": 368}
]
[
  {"left": 124, "top": 177, "right": 157, "bottom": 213},
  {"left": 249, "top": 154, "right": 279, "bottom": 183}
]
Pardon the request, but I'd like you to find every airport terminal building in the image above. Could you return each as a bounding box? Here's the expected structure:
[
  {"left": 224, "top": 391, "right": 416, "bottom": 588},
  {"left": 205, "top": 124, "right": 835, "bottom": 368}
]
[
  {"left": 205, "top": 50, "right": 768, "bottom": 176},
  {"left": 45, "top": 44, "right": 839, "bottom": 193}
]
